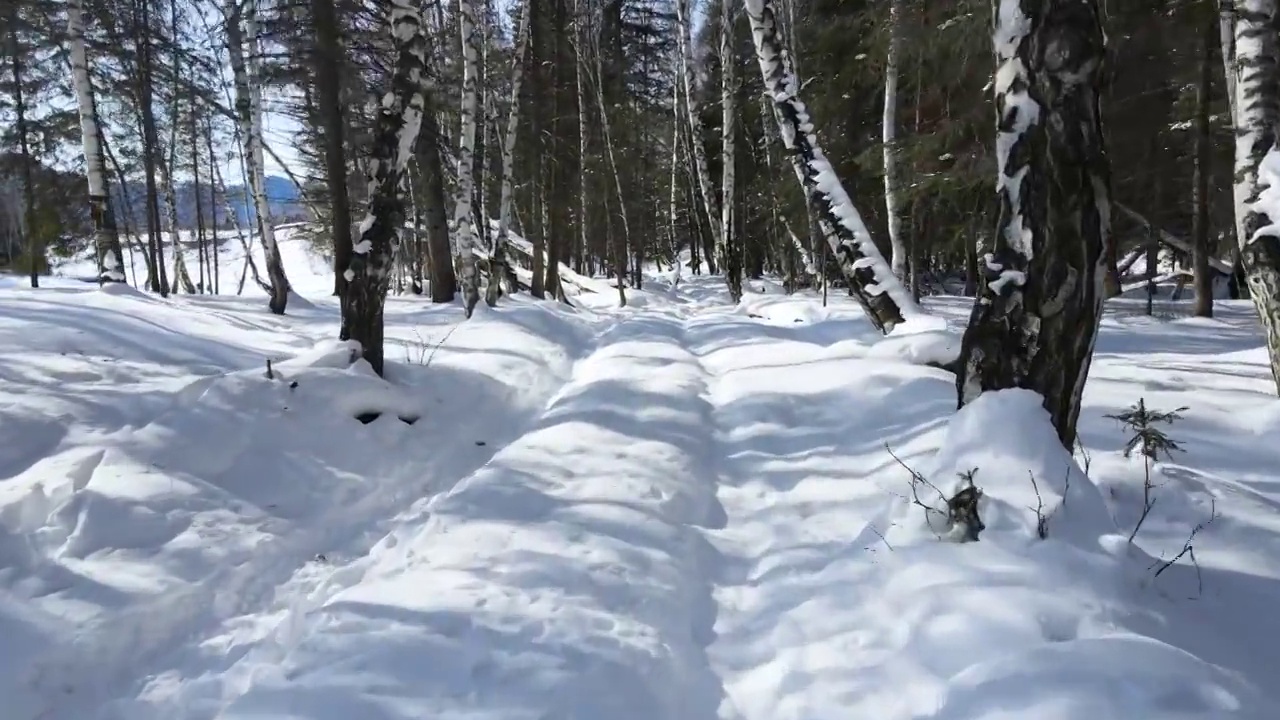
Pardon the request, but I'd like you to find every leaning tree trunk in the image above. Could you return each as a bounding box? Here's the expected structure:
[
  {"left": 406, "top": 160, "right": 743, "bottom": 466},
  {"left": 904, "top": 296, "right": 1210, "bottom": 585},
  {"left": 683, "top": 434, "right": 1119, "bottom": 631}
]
[
  {"left": 743, "top": 0, "right": 919, "bottom": 332},
  {"left": 956, "top": 0, "right": 1112, "bottom": 449},
  {"left": 1232, "top": 0, "right": 1280, "bottom": 393},
  {"left": 225, "top": 0, "right": 290, "bottom": 314},
  {"left": 675, "top": 0, "right": 723, "bottom": 251},
  {"left": 487, "top": 0, "right": 530, "bottom": 307},
  {"left": 343, "top": 0, "right": 430, "bottom": 376},
  {"left": 883, "top": 0, "right": 907, "bottom": 280},
  {"left": 720, "top": 0, "right": 741, "bottom": 301},
  {"left": 454, "top": 0, "right": 482, "bottom": 317},
  {"left": 68, "top": 0, "right": 126, "bottom": 283}
]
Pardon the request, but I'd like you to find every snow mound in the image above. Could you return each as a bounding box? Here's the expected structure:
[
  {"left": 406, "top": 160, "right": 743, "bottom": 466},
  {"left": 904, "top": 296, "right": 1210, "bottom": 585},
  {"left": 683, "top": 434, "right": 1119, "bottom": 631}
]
[{"left": 856, "top": 389, "right": 1265, "bottom": 719}]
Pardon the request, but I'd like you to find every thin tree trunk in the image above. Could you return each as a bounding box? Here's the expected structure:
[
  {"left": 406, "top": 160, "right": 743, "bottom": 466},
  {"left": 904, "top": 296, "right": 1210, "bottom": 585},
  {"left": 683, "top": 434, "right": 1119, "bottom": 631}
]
[
  {"left": 588, "top": 24, "right": 629, "bottom": 307},
  {"left": 744, "top": 0, "right": 918, "bottom": 332},
  {"left": 1219, "top": 0, "right": 1239, "bottom": 126},
  {"left": 1192, "top": 17, "right": 1215, "bottom": 317},
  {"left": 956, "top": 0, "right": 1112, "bottom": 449},
  {"left": 226, "top": 0, "right": 290, "bottom": 313},
  {"left": 720, "top": 0, "right": 741, "bottom": 301},
  {"left": 68, "top": 0, "right": 126, "bottom": 283},
  {"left": 675, "top": 0, "right": 723, "bottom": 249},
  {"left": 205, "top": 118, "right": 221, "bottom": 293},
  {"left": 6, "top": 4, "right": 39, "bottom": 286},
  {"left": 454, "top": 0, "right": 483, "bottom": 316},
  {"left": 311, "top": 0, "right": 354, "bottom": 301},
  {"left": 488, "top": 0, "right": 530, "bottom": 306},
  {"left": 343, "top": 0, "right": 430, "bottom": 375},
  {"left": 883, "top": 0, "right": 906, "bottom": 280}
]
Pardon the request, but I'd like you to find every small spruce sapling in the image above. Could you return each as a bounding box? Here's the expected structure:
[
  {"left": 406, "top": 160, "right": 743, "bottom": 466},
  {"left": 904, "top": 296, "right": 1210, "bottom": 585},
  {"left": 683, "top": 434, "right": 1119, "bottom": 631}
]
[{"left": 1105, "top": 398, "right": 1187, "bottom": 542}]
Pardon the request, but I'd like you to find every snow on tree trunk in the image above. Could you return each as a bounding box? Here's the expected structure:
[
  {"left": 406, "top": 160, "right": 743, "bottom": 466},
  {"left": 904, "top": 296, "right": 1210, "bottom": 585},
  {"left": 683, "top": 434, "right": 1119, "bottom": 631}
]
[
  {"left": 225, "top": 0, "right": 290, "bottom": 314},
  {"left": 883, "top": 0, "right": 906, "bottom": 280},
  {"left": 743, "top": 0, "right": 920, "bottom": 332},
  {"left": 720, "top": 0, "right": 741, "bottom": 301},
  {"left": 487, "top": 0, "right": 530, "bottom": 307},
  {"left": 343, "top": 0, "right": 430, "bottom": 376},
  {"left": 676, "top": 0, "right": 723, "bottom": 249},
  {"left": 956, "top": 0, "right": 1112, "bottom": 449},
  {"left": 455, "top": 0, "right": 482, "bottom": 317},
  {"left": 68, "top": 0, "right": 126, "bottom": 283},
  {"left": 1231, "top": 0, "right": 1280, "bottom": 393}
]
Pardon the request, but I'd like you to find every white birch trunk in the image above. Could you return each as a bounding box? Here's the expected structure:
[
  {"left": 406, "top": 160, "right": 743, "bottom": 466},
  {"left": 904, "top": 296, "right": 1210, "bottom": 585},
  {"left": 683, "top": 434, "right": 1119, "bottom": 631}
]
[
  {"left": 455, "top": 0, "right": 482, "bottom": 316},
  {"left": 720, "top": 0, "right": 740, "bottom": 300},
  {"left": 744, "top": 0, "right": 920, "bottom": 331},
  {"left": 883, "top": 0, "right": 906, "bottom": 279},
  {"left": 1220, "top": 0, "right": 1239, "bottom": 127},
  {"left": 1231, "top": 0, "right": 1280, "bottom": 393},
  {"left": 68, "top": 0, "right": 126, "bottom": 283},
  {"left": 225, "top": 0, "right": 290, "bottom": 313},
  {"left": 486, "top": 0, "right": 530, "bottom": 307},
  {"left": 675, "top": 0, "right": 723, "bottom": 250},
  {"left": 343, "top": 0, "right": 430, "bottom": 375}
]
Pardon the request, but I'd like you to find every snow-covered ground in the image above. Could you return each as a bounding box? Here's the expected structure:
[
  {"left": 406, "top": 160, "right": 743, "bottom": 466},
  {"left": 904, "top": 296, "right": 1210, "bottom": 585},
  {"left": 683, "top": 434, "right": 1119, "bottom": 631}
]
[{"left": 3, "top": 239, "right": 1278, "bottom": 719}]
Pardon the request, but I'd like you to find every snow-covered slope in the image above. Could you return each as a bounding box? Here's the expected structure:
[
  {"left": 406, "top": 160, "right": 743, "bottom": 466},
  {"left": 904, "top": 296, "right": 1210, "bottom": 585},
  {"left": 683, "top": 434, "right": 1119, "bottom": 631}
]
[
  {"left": 48, "top": 224, "right": 336, "bottom": 298},
  {"left": 1, "top": 268, "right": 1277, "bottom": 719}
]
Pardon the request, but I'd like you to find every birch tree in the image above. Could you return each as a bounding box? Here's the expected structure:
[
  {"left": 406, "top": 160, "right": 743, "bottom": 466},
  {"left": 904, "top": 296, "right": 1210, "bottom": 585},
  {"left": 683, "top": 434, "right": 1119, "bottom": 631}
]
[
  {"left": 487, "top": 0, "right": 530, "bottom": 307},
  {"left": 225, "top": 0, "right": 290, "bottom": 314},
  {"left": 343, "top": 0, "right": 430, "bottom": 376},
  {"left": 883, "top": 0, "right": 906, "bottom": 280},
  {"left": 68, "top": 0, "right": 126, "bottom": 283},
  {"left": 454, "top": 0, "right": 482, "bottom": 316},
  {"left": 743, "top": 0, "right": 920, "bottom": 332},
  {"left": 1231, "top": 0, "right": 1280, "bottom": 393},
  {"left": 956, "top": 0, "right": 1112, "bottom": 449}
]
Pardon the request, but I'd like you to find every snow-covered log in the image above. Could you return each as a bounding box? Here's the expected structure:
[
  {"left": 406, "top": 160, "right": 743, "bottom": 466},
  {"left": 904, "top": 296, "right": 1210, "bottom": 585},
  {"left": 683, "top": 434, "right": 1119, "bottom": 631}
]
[
  {"left": 343, "top": 0, "right": 430, "bottom": 376},
  {"left": 956, "top": 0, "right": 1112, "bottom": 449},
  {"left": 68, "top": 0, "right": 126, "bottom": 283},
  {"left": 743, "top": 0, "right": 920, "bottom": 332},
  {"left": 1231, "top": 0, "right": 1280, "bottom": 393}
]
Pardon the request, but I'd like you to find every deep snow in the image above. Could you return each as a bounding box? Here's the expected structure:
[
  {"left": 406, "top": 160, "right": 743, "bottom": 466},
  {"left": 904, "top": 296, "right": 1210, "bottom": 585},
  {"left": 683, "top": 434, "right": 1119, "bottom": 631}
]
[{"left": 3, "top": 234, "right": 1279, "bottom": 719}]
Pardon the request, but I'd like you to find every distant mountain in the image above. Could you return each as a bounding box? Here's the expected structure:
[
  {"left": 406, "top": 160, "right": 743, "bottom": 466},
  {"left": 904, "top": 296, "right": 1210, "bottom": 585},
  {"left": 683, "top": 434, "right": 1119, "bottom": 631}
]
[{"left": 109, "top": 175, "right": 310, "bottom": 231}]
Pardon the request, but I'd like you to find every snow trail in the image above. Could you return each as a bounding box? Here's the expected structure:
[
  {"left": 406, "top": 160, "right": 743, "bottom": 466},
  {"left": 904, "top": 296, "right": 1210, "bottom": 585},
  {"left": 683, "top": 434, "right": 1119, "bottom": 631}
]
[{"left": 204, "top": 306, "right": 728, "bottom": 719}]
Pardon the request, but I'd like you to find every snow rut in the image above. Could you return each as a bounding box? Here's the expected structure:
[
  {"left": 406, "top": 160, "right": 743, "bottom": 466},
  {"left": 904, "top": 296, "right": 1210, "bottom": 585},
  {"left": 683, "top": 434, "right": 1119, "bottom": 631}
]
[
  {"left": 204, "top": 308, "right": 728, "bottom": 720},
  {"left": 19, "top": 306, "right": 602, "bottom": 720}
]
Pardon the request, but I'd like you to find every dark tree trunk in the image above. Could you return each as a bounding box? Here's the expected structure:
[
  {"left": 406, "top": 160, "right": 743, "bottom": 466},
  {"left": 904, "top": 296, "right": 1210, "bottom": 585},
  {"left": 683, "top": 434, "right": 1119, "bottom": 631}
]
[
  {"left": 419, "top": 112, "right": 457, "bottom": 303},
  {"left": 137, "top": 0, "right": 169, "bottom": 296},
  {"left": 311, "top": 0, "right": 354, "bottom": 302},
  {"left": 1192, "top": 16, "right": 1215, "bottom": 317},
  {"left": 7, "top": 8, "right": 39, "bottom": 287},
  {"left": 957, "top": 0, "right": 1112, "bottom": 449}
]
